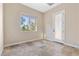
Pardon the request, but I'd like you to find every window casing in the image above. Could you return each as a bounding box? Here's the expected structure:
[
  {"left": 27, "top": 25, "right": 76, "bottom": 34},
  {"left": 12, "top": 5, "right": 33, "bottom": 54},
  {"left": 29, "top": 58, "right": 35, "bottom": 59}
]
[{"left": 20, "top": 16, "right": 37, "bottom": 32}]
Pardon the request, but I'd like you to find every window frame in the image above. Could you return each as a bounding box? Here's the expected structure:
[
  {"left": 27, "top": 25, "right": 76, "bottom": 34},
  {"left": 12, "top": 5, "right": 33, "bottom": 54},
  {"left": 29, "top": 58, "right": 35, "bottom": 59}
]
[{"left": 20, "top": 15, "right": 37, "bottom": 32}]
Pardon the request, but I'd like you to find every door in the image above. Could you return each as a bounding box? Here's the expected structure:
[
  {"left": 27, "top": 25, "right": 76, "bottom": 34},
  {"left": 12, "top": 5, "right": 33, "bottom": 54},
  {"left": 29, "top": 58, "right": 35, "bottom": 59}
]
[{"left": 54, "top": 10, "right": 65, "bottom": 42}]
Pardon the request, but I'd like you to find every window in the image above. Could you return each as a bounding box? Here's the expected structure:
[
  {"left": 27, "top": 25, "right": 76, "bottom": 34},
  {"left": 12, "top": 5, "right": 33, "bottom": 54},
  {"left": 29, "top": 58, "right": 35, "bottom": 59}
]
[{"left": 20, "top": 16, "right": 37, "bottom": 32}]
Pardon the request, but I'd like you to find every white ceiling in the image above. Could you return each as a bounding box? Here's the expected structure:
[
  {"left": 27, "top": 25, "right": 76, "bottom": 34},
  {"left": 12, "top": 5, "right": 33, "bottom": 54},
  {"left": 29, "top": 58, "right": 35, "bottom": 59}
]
[{"left": 22, "top": 3, "right": 61, "bottom": 13}]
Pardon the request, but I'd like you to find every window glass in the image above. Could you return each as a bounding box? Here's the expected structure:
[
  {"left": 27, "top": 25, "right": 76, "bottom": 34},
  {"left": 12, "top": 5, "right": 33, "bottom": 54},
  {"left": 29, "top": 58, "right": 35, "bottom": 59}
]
[{"left": 20, "top": 16, "right": 37, "bottom": 32}]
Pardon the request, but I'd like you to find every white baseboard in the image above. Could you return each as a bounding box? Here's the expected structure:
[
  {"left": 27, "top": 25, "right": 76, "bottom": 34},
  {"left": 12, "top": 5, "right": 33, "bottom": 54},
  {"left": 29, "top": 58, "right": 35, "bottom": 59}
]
[
  {"left": 5, "top": 39, "right": 42, "bottom": 47},
  {"left": 46, "top": 39, "right": 79, "bottom": 49},
  {"left": 55, "top": 41, "right": 79, "bottom": 49},
  {"left": 0, "top": 47, "right": 3, "bottom": 56},
  {"left": 5, "top": 38, "right": 79, "bottom": 49},
  {"left": 63, "top": 42, "right": 79, "bottom": 49}
]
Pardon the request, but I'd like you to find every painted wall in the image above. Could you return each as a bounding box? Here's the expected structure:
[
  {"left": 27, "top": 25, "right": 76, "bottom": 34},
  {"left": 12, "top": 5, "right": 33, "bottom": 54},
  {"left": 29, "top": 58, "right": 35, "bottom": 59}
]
[
  {"left": 0, "top": 3, "right": 3, "bottom": 55},
  {"left": 65, "top": 4, "right": 79, "bottom": 46},
  {"left": 44, "top": 3, "right": 79, "bottom": 47},
  {"left": 4, "top": 3, "right": 44, "bottom": 47},
  {"left": 4, "top": 3, "right": 79, "bottom": 48}
]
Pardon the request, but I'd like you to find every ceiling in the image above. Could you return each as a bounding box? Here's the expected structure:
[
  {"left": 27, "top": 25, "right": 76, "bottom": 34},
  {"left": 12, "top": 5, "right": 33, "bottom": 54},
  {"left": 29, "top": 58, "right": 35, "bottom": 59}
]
[{"left": 22, "top": 3, "right": 61, "bottom": 13}]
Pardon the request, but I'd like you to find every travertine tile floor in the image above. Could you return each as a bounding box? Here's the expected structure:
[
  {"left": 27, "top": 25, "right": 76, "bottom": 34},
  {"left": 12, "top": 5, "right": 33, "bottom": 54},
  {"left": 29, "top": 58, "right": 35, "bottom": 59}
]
[{"left": 2, "top": 40, "right": 79, "bottom": 56}]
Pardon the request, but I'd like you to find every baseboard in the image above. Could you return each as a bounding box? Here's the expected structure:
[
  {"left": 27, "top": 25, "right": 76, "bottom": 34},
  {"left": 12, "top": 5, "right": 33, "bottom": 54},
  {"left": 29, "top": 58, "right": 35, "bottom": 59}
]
[
  {"left": 0, "top": 47, "right": 3, "bottom": 56},
  {"left": 55, "top": 41, "right": 79, "bottom": 48},
  {"left": 45, "top": 39, "right": 79, "bottom": 49},
  {"left": 5, "top": 38, "right": 79, "bottom": 49},
  {"left": 4, "top": 39, "right": 42, "bottom": 48},
  {"left": 63, "top": 42, "right": 79, "bottom": 49}
]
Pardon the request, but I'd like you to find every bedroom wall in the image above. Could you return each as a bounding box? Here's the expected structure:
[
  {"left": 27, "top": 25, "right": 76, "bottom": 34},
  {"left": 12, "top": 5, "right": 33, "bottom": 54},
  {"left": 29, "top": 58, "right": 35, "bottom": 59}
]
[
  {"left": 0, "top": 3, "right": 3, "bottom": 55},
  {"left": 65, "top": 4, "right": 79, "bottom": 46},
  {"left": 44, "top": 3, "right": 79, "bottom": 47},
  {"left": 4, "top": 3, "right": 44, "bottom": 47},
  {"left": 4, "top": 3, "right": 79, "bottom": 48}
]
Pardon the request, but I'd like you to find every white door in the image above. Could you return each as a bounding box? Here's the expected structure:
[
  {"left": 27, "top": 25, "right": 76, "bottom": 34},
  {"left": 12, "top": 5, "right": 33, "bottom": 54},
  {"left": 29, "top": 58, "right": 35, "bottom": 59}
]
[
  {"left": 0, "top": 3, "right": 3, "bottom": 55},
  {"left": 54, "top": 10, "right": 65, "bottom": 42}
]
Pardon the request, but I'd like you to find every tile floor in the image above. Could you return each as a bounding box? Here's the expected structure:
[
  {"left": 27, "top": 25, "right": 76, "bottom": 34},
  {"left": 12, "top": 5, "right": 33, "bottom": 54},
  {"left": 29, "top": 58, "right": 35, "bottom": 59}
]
[{"left": 2, "top": 40, "right": 79, "bottom": 56}]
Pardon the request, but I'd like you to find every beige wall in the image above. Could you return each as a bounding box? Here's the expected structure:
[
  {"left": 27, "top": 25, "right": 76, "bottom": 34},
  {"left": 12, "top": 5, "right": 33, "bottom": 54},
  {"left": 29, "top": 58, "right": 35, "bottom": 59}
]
[
  {"left": 4, "top": 3, "right": 44, "bottom": 47},
  {"left": 65, "top": 4, "right": 79, "bottom": 46},
  {"left": 44, "top": 3, "right": 79, "bottom": 47},
  {"left": 0, "top": 3, "right": 3, "bottom": 55},
  {"left": 4, "top": 3, "right": 79, "bottom": 48}
]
